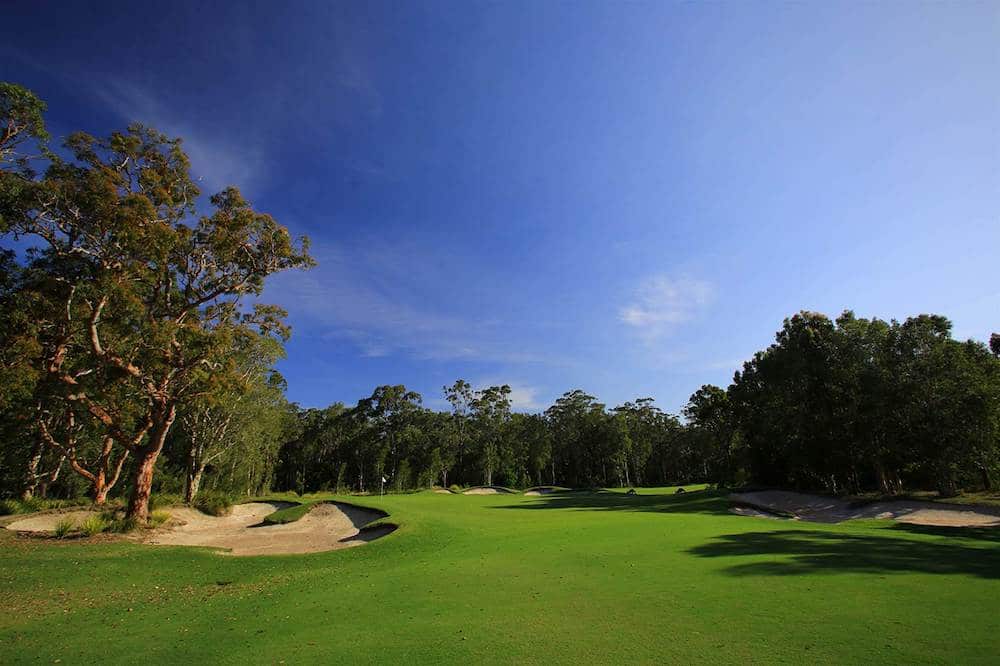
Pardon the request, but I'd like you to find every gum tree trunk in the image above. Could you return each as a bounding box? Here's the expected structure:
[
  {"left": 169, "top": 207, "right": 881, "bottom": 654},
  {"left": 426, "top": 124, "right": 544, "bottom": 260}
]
[{"left": 126, "top": 404, "right": 176, "bottom": 522}]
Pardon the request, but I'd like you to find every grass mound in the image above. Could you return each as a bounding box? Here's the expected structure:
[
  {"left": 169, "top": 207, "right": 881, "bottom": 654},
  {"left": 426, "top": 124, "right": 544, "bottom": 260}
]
[{"left": 260, "top": 500, "right": 311, "bottom": 524}]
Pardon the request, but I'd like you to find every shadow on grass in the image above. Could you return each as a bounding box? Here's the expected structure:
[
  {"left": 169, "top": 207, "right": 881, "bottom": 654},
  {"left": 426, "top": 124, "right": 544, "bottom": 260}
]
[
  {"left": 688, "top": 528, "right": 1000, "bottom": 578},
  {"left": 492, "top": 488, "right": 731, "bottom": 516}
]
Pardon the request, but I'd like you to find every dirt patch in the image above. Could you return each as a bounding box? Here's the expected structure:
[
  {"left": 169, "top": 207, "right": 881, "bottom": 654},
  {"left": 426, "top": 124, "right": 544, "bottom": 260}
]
[
  {"left": 730, "top": 490, "right": 1000, "bottom": 527},
  {"left": 6, "top": 510, "right": 99, "bottom": 533},
  {"left": 463, "top": 486, "right": 514, "bottom": 495},
  {"left": 144, "top": 501, "right": 392, "bottom": 556}
]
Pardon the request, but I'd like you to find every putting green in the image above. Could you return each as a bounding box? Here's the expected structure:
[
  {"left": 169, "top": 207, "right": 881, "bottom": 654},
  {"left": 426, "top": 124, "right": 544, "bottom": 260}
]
[{"left": 1, "top": 487, "right": 998, "bottom": 664}]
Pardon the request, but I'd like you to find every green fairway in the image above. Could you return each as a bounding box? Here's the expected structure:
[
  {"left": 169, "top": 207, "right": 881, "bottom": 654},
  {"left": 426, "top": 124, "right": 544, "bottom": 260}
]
[{"left": 2, "top": 488, "right": 999, "bottom": 664}]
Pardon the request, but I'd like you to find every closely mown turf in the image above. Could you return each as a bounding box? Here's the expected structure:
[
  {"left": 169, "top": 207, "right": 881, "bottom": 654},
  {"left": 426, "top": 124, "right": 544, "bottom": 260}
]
[
  {"left": 259, "top": 499, "right": 311, "bottom": 525},
  {"left": 1, "top": 487, "right": 999, "bottom": 664}
]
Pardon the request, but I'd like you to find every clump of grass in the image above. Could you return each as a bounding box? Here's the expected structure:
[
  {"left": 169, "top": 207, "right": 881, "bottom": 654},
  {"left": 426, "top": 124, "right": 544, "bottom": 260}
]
[
  {"left": 449, "top": 484, "right": 462, "bottom": 493},
  {"left": 149, "top": 510, "right": 170, "bottom": 527},
  {"left": 192, "top": 491, "right": 233, "bottom": 516},
  {"left": 79, "top": 515, "right": 108, "bottom": 537},
  {"left": 107, "top": 517, "right": 138, "bottom": 533},
  {"left": 53, "top": 518, "right": 76, "bottom": 538}
]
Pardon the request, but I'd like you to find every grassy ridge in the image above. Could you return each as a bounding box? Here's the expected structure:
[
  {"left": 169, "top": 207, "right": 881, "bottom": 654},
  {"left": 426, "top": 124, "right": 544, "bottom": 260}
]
[{"left": 1, "top": 487, "right": 999, "bottom": 664}]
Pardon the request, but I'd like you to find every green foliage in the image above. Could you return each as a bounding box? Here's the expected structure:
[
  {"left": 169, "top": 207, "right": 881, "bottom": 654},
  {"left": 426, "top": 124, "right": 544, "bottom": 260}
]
[
  {"left": 728, "top": 311, "right": 1000, "bottom": 495},
  {"left": 192, "top": 491, "right": 233, "bottom": 516}
]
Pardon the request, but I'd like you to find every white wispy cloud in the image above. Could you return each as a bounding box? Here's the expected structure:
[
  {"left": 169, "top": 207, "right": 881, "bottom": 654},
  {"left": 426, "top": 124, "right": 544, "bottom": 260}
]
[
  {"left": 267, "top": 241, "right": 563, "bottom": 366},
  {"left": 90, "top": 79, "right": 264, "bottom": 195},
  {"left": 619, "top": 275, "right": 714, "bottom": 342}
]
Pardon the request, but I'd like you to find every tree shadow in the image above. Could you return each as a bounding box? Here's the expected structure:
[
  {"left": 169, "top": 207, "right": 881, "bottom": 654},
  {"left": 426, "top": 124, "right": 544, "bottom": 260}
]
[
  {"left": 491, "top": 488, "right": 731, "bottom": 516},
  {"left": 688, "top": 529, "right": 1000, "bottom": 579}
]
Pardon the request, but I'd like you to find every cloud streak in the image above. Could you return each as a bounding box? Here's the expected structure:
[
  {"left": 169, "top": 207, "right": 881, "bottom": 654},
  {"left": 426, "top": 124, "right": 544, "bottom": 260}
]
[
  {"left": 619, "top": 275, "right": 714, "bottom": 342},
  {"left": 267, "top": 241, "right": 563, "bottom": 366},
  {"left": 90, "top": 79, "right": 265, "bottom": 195}
]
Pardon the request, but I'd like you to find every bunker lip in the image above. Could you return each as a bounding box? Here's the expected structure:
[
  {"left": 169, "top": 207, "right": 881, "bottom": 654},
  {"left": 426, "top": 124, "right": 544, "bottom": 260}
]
[
  {"left": 463, "top": 486, "right": 516, "bottom": 495},
  {"left": 729, "top": 490, "right": 1000, "bottom": 527},
  {"left": 146, "top": 500, "right": 393, "bottom": 556},
  {"left": 6, "top": 500, "right": 395, "bottom": 555}
]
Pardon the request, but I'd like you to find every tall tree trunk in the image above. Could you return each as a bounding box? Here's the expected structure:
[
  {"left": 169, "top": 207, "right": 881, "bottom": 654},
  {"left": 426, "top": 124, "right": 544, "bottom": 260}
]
[
  {"left": 126, "top": 404, "right": 176, "bottom": 522},
  {"left": 184, "top": 441, "right": 205, "bottom": 503},
  {"left": 21, "top": 439, "right": 45, "bottom": 500},
  {"left": 185, "top": 464, "right": 205, "bottom": 503}
]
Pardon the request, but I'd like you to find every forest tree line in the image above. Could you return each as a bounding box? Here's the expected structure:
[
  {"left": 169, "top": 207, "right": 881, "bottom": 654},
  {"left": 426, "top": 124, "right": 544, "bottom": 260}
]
[
  {"left": 3, "top": 84, "right": 999, "bottom": 521},
  {"left": 268, "top": 307, "right": 1000, "bottom": 498}
]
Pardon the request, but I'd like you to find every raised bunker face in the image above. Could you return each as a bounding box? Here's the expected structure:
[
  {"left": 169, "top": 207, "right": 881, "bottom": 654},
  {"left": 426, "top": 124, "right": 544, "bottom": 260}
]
[
  {"left": 462, "top": 486, "right": 515, "bottom": 495},
  {"left": 145, "top": 501, "right": 395, "bottom": 556},
  {"left": 728, "top": 490, "right": 1000, "bottom": 528}
]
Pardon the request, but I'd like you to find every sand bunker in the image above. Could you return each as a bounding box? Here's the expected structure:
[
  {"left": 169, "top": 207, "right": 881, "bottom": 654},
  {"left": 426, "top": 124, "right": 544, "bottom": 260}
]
[
  {"left": 524, "top": 487, "right": 562, "bottom": 496},
  {"left": 433, "top": 488, "right": 455, "bottom": 494},
  {"left": 730, "top": 490, "right": 1000, "bottom": 528},
  {"left": 146, "top": 501, "right": 392, "bottom": 556},
  {"left": 6, "top": 510, "right": 98, "bottom": 532},
  {"left": 463, "top": 486, "right": 514, "bottom": 495}
]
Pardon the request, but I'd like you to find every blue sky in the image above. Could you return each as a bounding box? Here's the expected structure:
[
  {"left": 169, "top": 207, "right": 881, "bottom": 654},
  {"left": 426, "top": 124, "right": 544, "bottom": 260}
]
[{"left": 3, "top": 1, "right": 998, "bottom": 413}]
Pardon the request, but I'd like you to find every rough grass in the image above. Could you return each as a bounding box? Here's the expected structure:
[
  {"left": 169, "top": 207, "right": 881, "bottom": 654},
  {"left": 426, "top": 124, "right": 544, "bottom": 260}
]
[
  {"left": 0, "top": 497, "right": 94, "bottom": 515},
  {"left": 1, "top": 487, "right": 999, "bottom": 664}
]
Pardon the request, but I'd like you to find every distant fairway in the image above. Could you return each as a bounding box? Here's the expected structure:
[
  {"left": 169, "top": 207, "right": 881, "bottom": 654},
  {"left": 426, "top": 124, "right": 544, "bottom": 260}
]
[{"left": 2, "top": 487, "right": 999, "bottom": 664}]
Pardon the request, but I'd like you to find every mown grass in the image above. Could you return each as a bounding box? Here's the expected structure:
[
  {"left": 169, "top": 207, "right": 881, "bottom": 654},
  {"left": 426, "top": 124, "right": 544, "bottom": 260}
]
[
  {"left": 1, "top": 487, "right": 999, "bottom": 664},
  {"left": 260, "top": 500, "right": 311, "bottom": 525}
]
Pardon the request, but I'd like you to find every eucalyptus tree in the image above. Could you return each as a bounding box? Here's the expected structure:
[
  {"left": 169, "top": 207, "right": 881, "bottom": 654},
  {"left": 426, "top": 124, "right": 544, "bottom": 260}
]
[
  {"left": 354, "top": 385, "right": 423, "bottom": 491},
  {"left": 614, "top": 397, "right": 664, "bottom": 486},
  {"left": 2, "top": 89, "right": 313, "bottom": 519},
  {"left": 443, "top": 379, "right": 474, "bottom": 482},
  {"left": 470, "top": 384, "right": 512, "bottom": 485},
  {"left": 177, "top": 333, "right": 286, "bottom": 502}
]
